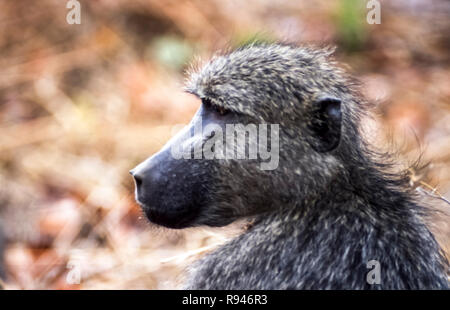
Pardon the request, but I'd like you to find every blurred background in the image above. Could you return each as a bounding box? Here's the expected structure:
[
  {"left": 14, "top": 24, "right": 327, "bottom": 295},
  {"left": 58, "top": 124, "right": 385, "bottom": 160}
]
[{"left": 0, "top": 0, "right": 449, "bottom": 289}]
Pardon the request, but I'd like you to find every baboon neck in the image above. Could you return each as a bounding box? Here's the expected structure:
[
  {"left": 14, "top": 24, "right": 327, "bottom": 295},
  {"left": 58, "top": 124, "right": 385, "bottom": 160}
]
[{"left": 270, "top": 155, "right": 427, "bottom": 237}]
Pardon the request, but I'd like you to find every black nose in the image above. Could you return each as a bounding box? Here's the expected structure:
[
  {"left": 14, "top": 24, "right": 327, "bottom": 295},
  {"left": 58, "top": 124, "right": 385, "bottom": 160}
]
[
  {"left": 134, "top": 174, "right": 143, "bottom": 188},
  {"left": 129, "top": 169, "right": 143, "bottom": 188}
]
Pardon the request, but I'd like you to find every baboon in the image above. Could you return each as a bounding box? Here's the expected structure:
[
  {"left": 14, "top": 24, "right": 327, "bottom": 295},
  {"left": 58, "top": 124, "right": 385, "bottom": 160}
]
[{"left": 131, "top": 44, "right": 449, "bottom": 289}]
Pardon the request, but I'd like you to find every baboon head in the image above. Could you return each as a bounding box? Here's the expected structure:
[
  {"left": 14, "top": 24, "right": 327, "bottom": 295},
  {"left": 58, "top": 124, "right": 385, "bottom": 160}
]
[{"left": 131, "top": 44, "right": 359, "bottom": 229}]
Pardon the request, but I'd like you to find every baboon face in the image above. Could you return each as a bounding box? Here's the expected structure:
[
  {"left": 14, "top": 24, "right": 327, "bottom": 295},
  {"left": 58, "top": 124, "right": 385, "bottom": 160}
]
[
  {"left": 130, "top": 98, "right": 246, "bottom": 228},
  {"left": 131, "top": 45, "right": 344, "bottom": 229}
]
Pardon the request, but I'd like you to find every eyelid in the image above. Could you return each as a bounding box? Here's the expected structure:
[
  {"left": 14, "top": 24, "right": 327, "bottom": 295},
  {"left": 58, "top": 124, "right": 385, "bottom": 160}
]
[{"left": 201, "top": 97, "right": 229, "bottom": 116}]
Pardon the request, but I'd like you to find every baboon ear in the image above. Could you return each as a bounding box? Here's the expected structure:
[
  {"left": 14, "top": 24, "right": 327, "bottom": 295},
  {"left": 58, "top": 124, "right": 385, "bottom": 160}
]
[{"left": 307, "top": 97, "right": 342, "bottom": 153}]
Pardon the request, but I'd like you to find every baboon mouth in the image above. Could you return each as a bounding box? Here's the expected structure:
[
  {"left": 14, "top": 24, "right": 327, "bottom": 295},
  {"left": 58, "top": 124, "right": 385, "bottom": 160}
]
[{"left": 139, "top": 203, "right": 196, "bottom": 229}]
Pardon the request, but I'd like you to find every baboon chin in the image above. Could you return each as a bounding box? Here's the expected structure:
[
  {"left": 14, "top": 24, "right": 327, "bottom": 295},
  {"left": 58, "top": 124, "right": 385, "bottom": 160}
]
[{"left": 131, "top": 44, "right": 449, "bottom": 289}]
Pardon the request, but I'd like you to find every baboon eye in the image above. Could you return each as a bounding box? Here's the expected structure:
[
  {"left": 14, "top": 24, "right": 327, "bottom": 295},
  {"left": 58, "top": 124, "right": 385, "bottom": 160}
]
[
  {"left": 202, "top": 98, "right": 229, "bottom": 116},
  {"left": 215, "top": 105, "right": 229, "bottom": 116}
]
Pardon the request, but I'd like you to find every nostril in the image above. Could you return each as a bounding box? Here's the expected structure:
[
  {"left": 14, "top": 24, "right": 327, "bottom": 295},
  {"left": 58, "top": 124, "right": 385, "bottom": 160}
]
[{"left": 133, "top": 174, "right": 143, "bottom": 187}]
